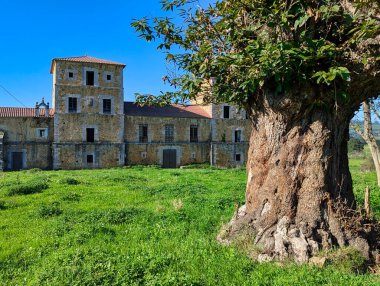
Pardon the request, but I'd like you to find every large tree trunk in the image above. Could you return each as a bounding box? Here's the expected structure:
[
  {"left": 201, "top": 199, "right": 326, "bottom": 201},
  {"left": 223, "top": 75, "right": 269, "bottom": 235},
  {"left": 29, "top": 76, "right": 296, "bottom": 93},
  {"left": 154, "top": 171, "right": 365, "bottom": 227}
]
[{"left": 219, "top": 92, "right": 380, "bottom": 263}]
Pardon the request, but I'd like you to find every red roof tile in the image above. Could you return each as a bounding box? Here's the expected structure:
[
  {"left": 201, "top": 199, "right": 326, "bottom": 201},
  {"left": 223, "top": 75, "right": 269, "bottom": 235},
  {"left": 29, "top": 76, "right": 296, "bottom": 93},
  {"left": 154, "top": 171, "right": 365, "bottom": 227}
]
[
  {"left": 124, "top": 102, "right": 211, "bottom": 119},
  {"left": 51, "top": 56, "right": 126, "bottom": 73},
  {"left": 0, "top": 108, "right": 54, "bottom": 118}
]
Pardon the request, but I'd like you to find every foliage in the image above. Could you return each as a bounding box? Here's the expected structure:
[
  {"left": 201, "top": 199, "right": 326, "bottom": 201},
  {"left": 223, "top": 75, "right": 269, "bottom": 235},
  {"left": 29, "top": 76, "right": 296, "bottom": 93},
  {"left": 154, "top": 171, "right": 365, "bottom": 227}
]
[
  {"left": 132, "top": 0, "right": 380, "bottom": 107},
  {"left": 348, "top": 138, "right": 365, "bottom": 153},
  {"left": 5, "top": 180, "right": 48, "bottom": 196},
  {"left": 0, "top": 166, "right": 379, "bottom": 285}
]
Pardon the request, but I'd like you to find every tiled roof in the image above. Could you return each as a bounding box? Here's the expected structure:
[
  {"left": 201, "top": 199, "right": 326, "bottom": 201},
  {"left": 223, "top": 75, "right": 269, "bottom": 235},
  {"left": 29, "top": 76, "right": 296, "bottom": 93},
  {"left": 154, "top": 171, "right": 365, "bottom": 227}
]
[
  {"left": 124, "top": 102, "right": 211, "bottom": 118},
  {"left": 0, "top": 108, "right": 54, "bottom": 118},
  {"left": 50, "top": 56, "right": 126, "bottom": 73}
]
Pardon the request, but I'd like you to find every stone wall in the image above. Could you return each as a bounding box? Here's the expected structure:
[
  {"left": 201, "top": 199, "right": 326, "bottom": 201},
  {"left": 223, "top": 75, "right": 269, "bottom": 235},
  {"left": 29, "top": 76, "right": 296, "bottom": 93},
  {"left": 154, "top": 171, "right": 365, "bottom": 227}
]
[
  {"left": 52, "top": 60, "right": 125, "bottom": 169},
  {"left": 0, "top": 117, "right": 53, "bottom": 170},
  {"left": 0, "top": 131, "right": 4, "bottom": 171}
]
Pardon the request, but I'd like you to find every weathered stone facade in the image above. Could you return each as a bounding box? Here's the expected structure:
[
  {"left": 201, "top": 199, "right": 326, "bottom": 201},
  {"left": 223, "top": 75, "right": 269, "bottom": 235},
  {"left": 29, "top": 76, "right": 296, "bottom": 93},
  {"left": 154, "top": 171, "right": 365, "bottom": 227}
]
[{"left": 0, "top": 56, "right": 251, "bottom": 170}]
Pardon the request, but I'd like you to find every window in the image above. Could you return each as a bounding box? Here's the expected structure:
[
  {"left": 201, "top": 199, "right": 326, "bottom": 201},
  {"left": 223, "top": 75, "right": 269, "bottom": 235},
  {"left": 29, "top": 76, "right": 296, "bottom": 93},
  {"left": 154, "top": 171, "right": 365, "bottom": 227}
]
[
  {"left": 37, "top": 128, "right": 48, "bottom": 139},
  {"left": 235, "top": 153, "right": 241, "bottom": 162},
  {"left": 39, "top": 129, "right": 46, "bottom": 138},
  {"left": 165, "top": 124, "right": 174, "bottom": 143},
  {"left": 86, "top": 71, "right": 95, "bottom": 86},
  {"left": 191, "top": 152, "right": 196, "bottom": 160},
  {"left": 234, "top": 130, "right": 242, "bottom": 143},
  {"left": 223, "top": 106, "right": 230, "bottom": 119},
  {"left": 103, "top": 99, "right": 112, "bottom": 114},
  {"left": 106, "top": 74, "right": 112, "bottom": 81},
  {"left": 139, "top": 124, "right": 148, "bottom": 143},
  {"left": 68, "top": 97, "right": 78, "bottom": 113},
  {"left": 87, "top": 154, "right": 94, "bottom": 164},
  {"left": 86, "top": 128, "right": 95, "bottom": 142},
  {"left": 68, "top": 72, "right": 74, "bottom": 78},
  {"left": 190, "top": 125, "right": 198, "bottom": 142},
  {"left": 141, "top": 152, "right": 147, "bottom": 159}
]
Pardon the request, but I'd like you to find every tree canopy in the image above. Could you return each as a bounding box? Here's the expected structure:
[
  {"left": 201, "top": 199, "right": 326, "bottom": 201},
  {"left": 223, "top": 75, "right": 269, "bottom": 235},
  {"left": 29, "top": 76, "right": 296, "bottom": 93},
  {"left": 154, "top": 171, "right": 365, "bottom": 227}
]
[{"left": 132, "top": 0, "right": 380, "bottom": 109}]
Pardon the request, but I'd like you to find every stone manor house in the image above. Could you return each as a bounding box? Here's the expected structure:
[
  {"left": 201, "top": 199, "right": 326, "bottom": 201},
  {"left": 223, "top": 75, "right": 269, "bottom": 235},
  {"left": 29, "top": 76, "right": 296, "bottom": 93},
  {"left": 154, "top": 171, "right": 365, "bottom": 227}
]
[{"left": 0, "top": 56, "right": 251, "bottom": 171}]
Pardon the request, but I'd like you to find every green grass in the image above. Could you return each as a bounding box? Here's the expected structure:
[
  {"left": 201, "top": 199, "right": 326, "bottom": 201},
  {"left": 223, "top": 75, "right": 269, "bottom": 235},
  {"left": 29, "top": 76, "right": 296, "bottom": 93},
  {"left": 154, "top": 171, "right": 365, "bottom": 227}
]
[{"left": 0, "top": 164, "right": 379, "bottom": 285}]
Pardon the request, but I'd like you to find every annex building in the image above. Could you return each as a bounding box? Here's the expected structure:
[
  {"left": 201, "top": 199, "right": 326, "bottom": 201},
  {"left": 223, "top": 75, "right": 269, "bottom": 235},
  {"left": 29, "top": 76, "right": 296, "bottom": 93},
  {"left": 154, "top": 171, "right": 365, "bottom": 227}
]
[{"left": 0, "top": 56, "right": 251, "bottom": 171}]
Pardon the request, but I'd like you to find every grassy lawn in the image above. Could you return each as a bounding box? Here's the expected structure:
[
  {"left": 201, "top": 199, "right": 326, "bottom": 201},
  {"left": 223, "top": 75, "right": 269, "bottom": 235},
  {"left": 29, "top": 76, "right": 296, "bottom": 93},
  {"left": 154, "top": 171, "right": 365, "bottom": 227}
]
[{"left": 0, "top": 163, "right": 380, "bottom": 285}]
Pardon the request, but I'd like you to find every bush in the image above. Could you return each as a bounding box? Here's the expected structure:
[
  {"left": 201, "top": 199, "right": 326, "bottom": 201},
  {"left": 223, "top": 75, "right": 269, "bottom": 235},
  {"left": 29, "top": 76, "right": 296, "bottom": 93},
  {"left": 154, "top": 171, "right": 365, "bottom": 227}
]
[
  {"left": 0, "top": 200, "right": 7, "bottom": 210},
  {"left": 348, "top": 138, "right": 365, "bottom": 153},
  {"left": 59, "top": 177, "right": 80, "bottom": 185},
  {"left": 62, "top": 192, "right": 81, "bottom": 202},
  {"left": 38, "top": 202, "right": 63, "bottom": 218},
  {"left": 7, "top": 181, "right": 48, "bottom": 196}
]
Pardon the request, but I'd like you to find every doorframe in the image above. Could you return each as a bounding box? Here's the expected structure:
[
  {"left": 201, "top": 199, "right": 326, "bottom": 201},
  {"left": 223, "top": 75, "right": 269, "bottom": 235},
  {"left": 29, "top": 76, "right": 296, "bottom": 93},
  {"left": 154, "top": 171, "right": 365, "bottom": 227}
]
[{"left": 8, "top": 149, "right": 27, "bottom": 170}]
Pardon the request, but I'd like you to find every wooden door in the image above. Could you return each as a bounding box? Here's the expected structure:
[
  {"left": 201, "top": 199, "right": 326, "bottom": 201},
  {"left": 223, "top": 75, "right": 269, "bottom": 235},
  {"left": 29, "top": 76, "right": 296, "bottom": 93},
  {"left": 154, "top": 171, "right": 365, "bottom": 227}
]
[
  {"left": 162, "top": 149, "right": 177, "bottom": 168},
  {"left": 12, "top": 152, "right": 23, "bottom": 171}
]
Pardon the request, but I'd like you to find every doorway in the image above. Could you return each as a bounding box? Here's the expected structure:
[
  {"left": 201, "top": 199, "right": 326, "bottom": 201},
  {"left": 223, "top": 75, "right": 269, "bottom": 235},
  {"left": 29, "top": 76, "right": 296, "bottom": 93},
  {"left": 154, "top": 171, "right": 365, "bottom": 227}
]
[
  {"left": 162, "top": 149, "right": 177, "bottom": 168},
  {"left": 11, "top": 152, "right": 24, "bottom": 171}
]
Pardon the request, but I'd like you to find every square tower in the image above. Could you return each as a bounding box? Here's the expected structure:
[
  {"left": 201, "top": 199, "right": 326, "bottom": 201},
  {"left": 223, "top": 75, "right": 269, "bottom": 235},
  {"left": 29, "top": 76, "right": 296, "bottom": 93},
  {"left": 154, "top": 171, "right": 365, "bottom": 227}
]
[{"left": 50, "top": 56, "right": 126, "bottom": 169}]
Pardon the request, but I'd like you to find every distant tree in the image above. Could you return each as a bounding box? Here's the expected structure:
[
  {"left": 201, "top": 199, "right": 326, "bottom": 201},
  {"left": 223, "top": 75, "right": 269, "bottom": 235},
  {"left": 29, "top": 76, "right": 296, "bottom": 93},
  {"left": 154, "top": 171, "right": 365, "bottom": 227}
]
[
  {"left": 352, "top": 100, "right": 380, "bottom": 186},
  {"left": 132, "top": 0, "right": 380, "bottom": 262}
]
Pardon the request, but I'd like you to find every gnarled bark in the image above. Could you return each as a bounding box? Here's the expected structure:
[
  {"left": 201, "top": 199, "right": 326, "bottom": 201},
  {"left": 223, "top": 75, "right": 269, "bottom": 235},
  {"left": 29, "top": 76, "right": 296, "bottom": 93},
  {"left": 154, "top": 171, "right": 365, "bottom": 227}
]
[{"left": 219, "top": 91, "right": 380, "bottom": 263}]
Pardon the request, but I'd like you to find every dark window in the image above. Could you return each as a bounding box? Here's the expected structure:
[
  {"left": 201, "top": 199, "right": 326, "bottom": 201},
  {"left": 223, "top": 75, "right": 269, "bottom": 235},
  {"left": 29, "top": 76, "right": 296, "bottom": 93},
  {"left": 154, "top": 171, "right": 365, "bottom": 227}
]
[
  {"left": 139, "top": 124, "right": 148, "bottom": 143},
  {"left": 106, "top": 74, "right": 112, "bottom": 81},
  {"left": 234, "top": 130, "right": 242, "bottom": 143},
  {"left": 235, "top": 153, "right": 241, "bottom": 162},
  {"left": 87, "top": 154, "right": 94, "bottom": 163},
  {"left": 68, "top": 97, "right": 78, "bottom": 113},
  {"left": 86, "top": 128, "right": 95, "bottom": 142},
  {"left": 223, "top": 106, "right": 230, "bottom": 119},
  {"left": 68, "top": 72, "right": 74, "bottom": 78},
  {"left": 86, "top": 71, "right": 95, "bottom": 86},
  {"left": 103, "top": 99, "right": 112, "bottom": 114},
  {"left": 165, "top": 124, "right": 174, "bottom": 143},
  {"left": 190, "top": 125, "right": 198, "bottom": 142},
  {"left": 39, "top": 129, "right": 46, "bottom": 138}
]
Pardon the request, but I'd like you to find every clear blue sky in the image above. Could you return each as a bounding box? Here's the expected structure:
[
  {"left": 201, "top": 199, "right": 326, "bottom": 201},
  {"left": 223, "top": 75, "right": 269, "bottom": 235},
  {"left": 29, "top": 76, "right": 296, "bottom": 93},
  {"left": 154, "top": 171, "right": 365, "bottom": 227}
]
[{"left": 0, "top": 0, "right": 210, "bottom": 107}]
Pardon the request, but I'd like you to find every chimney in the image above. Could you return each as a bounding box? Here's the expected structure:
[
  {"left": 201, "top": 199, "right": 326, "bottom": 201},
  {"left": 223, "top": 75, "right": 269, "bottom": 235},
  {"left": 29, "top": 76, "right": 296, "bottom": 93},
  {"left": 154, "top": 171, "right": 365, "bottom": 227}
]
[{"left": 35, "top": 102, "right": 40, "bottom": 117}]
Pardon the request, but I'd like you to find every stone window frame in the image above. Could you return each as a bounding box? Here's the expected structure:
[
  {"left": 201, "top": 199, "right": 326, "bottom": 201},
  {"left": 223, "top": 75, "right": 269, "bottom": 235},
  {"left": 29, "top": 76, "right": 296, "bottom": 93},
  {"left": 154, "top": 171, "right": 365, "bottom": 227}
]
[
  {"left": 222, "top": 105, "right": 231, "bottom": 119},
  {"left": 86, "top": 153, "right": 95, "bottom": 165},
  {"left": 234, "top": 128, "right": 243, "bottom": 143},
  {"left": 164, "top": 124, "right": 175, "bottom": 143},
  {"left": 139, "top": 124, "right": 149, "bottom": 143},
  {"left": 235, "top": 152, "right": 243, "bottom": 163},
  {"left": 190, "top": 124, "right": 198, "bottom": 143},
  {"left": 104, "top": 72, "right": 114, "bottom": 83},
  {"left": 141, "top": 151, "right": 147, "bottom": 159},
  {"left": 191, "top": 152, "right": 196, "bottom": 160},
  {"left": 83, "top": 67, "right": 99, "bottom": 87},
  {"left": 99, "top": 95, "right": 115, "bottom": 115},
  {"left": 36, "top": 128, "right": 48, "bottom": 139},
  {"left": 82, "top": 125, "right": 99, "bottom": 143},
  {"left": 65, "top": 94, "right": 81, "bottom": 113},
  {"left": 65, "top": 69, "right": 78, "bottom": 81}
]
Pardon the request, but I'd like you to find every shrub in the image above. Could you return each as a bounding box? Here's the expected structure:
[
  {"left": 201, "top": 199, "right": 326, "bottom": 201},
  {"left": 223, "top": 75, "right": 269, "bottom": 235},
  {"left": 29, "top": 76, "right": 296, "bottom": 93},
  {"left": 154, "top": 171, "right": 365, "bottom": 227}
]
[
  {"left": 27, "top": 168, "right": 42, "bottom": 173},
  {"left": 59, "top": 177, "right": 80, "bottom": 185},
  {"left": 62, "top": 192, "right": 81, "bottom": 202},
  {"left": 7, "top": 181, "right": 48, "bottom": 196},
  {"left": 348, "top": 138, "right": 365, "bottom": 153},
  {"left": 0, "top": 200, "right": 7, "bottom": 210},
  {"left": 38, "top": 202, "right": 63, "bottom": 218}
]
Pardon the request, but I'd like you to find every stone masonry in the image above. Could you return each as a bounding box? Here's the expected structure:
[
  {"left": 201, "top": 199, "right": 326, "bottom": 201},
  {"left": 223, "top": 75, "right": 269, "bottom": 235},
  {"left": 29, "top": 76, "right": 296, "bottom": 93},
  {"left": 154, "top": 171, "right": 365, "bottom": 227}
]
[{"left": 0, "top": 56, "right": 251, "bottom": 170}]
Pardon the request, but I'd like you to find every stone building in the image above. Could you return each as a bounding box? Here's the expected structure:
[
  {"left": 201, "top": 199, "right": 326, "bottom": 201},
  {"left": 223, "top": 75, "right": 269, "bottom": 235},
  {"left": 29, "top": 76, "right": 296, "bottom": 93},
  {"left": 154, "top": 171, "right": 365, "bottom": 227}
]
[{"left": 0, "top": 56, "right": 251, "bottom": 171}]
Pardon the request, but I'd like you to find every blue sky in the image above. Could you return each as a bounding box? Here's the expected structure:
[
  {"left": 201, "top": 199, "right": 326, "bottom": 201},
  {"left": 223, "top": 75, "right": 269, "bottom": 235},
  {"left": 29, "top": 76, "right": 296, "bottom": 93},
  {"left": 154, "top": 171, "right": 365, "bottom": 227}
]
[{"left": 0, "top": 0, "right": 210, "bottom": 107}]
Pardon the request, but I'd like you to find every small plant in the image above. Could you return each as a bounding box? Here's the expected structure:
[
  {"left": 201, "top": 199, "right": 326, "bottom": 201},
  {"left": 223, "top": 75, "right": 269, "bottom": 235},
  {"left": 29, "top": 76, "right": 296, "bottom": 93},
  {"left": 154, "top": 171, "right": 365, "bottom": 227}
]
[
  {"left": 59, "top": 177, "right": 80, "bottom": 185},
  {"left": 62, "top": 192, "right": 81, "bottom": 202},
  {"left": 7, "top": 181, "right": 48, "bottom": 196},
  {"left": 38, "top": 202, "right": 63, "bottom": 218},
  {"left": 172, "top": 199, "right": 183, "bottom": 211},
  {"left": 0, "top": 200, "right": 7, "bottom": 210},
  {"left": 27, "top": 168, "right": 42, "bottom": 173}
]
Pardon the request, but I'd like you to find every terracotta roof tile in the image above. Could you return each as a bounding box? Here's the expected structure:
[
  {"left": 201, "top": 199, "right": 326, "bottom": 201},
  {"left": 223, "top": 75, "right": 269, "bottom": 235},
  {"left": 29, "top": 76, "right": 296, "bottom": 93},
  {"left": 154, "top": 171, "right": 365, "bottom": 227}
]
[
  {"left": 124, "top": 102, "right": 211, "bottom": 119},
  {"left": 0, "top": 108, "right": 54, "bottom": 118},
  {"left": 51, "top": 56, "right": 126, "bottom": 73}
]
